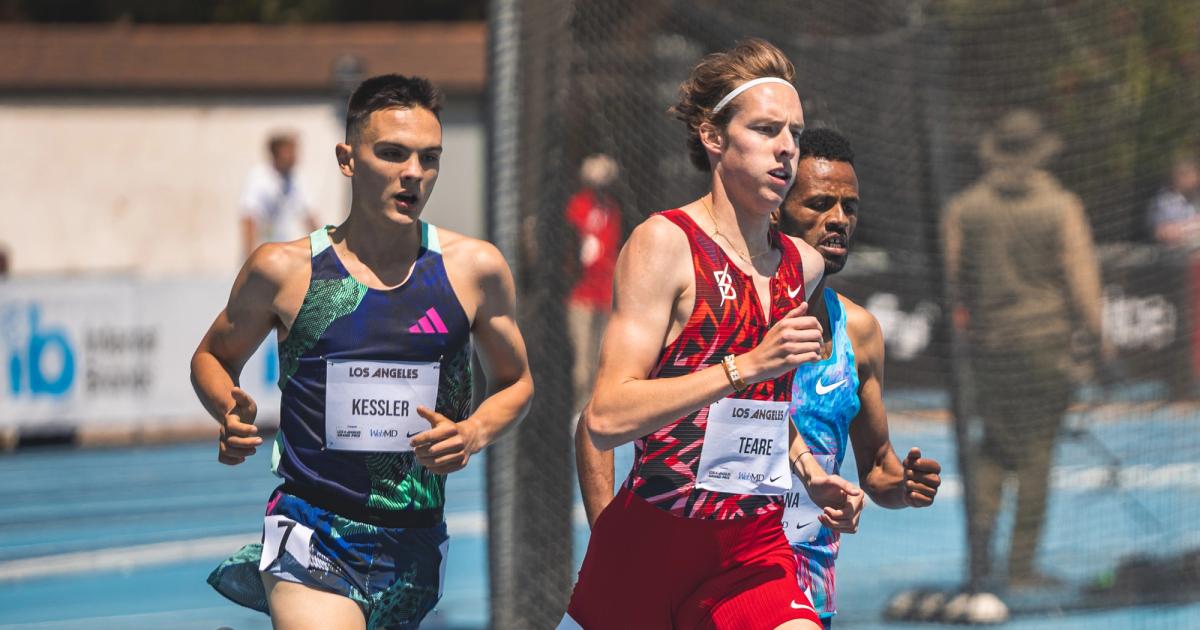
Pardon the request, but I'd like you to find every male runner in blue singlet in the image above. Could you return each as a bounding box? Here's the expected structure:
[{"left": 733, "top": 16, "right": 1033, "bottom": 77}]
[
  {"left": 776, "top": 128, "right": 941, "bottom": 627},
  {"left": 191, "top": 74, "right": 533, "bottom": 630}
]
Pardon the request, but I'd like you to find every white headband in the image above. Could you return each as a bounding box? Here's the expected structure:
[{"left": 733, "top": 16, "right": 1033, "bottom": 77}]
[{"left": 711, "top": 77, "right": 797, "bottom": 114}]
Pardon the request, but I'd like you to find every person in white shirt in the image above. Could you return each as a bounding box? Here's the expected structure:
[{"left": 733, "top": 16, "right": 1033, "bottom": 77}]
[
  {"left": 240, "top": 132, "right": 320, "bottom": 257},
  {"left": 1147, "top": 154, "right": 1200, "bottom": 248}
]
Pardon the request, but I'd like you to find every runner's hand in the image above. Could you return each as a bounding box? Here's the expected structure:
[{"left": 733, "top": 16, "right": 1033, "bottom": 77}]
[
  {"left": 219, "top": 387, "right": 261, "bottom": 465},
  {"left": 902, "top": 447, "right": 941, "bottom": 508},
  {"left": 411, "top": 407, "right": 478, "bottom": 474},
  {"left": 740, "top": 303, "right": 823, "bottom": 383},
  {"left": 818, "top": 482, "right": 865, "bottom": 534},
  {"left": 805, "top": 473, "right": 864, "bottom": 533}
]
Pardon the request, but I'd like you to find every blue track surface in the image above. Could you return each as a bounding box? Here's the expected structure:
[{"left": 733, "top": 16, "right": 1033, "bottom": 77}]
[{"left": 1, "top": 405, "right": 1198, "bottom": 629}]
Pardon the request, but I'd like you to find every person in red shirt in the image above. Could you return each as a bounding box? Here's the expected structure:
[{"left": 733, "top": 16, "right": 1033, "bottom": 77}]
[{"left": 565, "top": 153, "right": 622, "bottom": 408}]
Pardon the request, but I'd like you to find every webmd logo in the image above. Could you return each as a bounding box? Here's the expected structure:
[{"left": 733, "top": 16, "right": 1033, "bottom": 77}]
[{"left": 3, "top": 305, "right": 75, "bottom": 398}]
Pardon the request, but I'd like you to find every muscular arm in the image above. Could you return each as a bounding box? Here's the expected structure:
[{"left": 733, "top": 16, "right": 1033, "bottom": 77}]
[
  {"left": 575, "top": 402, "right": 615, "bottom": 527},
  {"left": 460, "top": 242, "right": 535, "bottom": 449},
  {"left": 587, "top": 217, "right": 737, "bottom": 449},
  {"left": 192, "top": 242, "right": 306, "bottom": 464},
  {"left": 845, "top": 299, "right": 940, "bottom": 508},
  {"left": 587, "top": 217, "right": 823, "bottom": 450},
  {"left": 191, "top": 243, "right": 296, "bottom": 423},
  {"left": 845, "top": 302, "right": 906, "bottom": 507}
]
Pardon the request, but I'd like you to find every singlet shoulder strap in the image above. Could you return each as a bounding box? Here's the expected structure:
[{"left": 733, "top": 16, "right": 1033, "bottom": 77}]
[
  {"left": 827, "top": 288, "right": 857, "bottom": 365},
  {"left": 824, "top": 287, "right": 844, "bottom": 326},
  {"left": 656, "top": 208, "right": 694, "bottom": 231},
  {"left": 309, "top": 225, "right": 334, "bottom": 257},
  {"left": 773, "top": 227, "right": 801, "bottom": 264},
  {"left": 655, "top": 208, "right": 710, "bottom": 250},
  {"left": 421, "top": 221, "right": 442, "bottom": 254}
]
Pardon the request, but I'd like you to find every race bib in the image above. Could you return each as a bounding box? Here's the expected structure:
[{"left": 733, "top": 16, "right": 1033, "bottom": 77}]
[
  {"left": 259, "top": 514, "right": 314, "bottom": 573},
  {"left": 324, "top": 359, "right": 440, "bottom": 452},
  {"left": 695, "top": 398, "right": 791, "bottom": 495},
  {"left": 782, "top": 453, "right": 837, "bottom": 546}
]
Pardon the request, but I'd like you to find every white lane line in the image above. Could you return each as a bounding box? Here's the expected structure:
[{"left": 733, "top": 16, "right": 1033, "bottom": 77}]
[
  {"left": 0, "top": 606, "right": 236, "bottom": 629},
  {"left": 0, "top": 533, "right": 257, "bottom": 582},
  {"left": 0, "top": 507, "right": 588, "bottom": 582}
]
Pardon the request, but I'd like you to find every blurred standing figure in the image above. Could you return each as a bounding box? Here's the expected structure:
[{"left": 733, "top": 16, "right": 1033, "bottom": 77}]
[
  {"left": 240, "top": 132, "right": 320, "bottom": 257},
  {"left": 1147, "top": 154, "right": 1200, "bottom": 248},
  {"left": 565, "top": 153, "right": 621, "bottom": 408},
  {"left": 942, "top": 109, "right": 1105, "bottom": 592}
]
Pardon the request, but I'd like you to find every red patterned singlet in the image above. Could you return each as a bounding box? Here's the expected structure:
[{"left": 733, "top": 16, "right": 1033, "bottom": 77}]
[{"left": 623, "top": 208, "right": 807, "bottom": 520}]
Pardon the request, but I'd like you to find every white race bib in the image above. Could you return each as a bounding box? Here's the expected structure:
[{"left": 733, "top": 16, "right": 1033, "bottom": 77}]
[
  {"left": 324, "top": 359, "right": 440, "bottom": 452},
  {"left": 782, "top": 453, "right": 837, "bottom": 546},
  {"left": 695, "top": 398, "right": 791, "bottom": 495},
  {"left": 259, "top": 514, "right": 314, "bottom": 574}
]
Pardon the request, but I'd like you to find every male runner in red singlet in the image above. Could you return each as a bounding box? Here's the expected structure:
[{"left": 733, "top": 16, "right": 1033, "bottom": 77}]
[{"left": 562, "top": 39, "right": 859, "bottom": 630}]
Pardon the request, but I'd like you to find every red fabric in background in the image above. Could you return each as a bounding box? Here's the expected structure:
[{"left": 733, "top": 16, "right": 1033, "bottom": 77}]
[{"left": 565, "top": 188, "right": 621, "bottom": 308}]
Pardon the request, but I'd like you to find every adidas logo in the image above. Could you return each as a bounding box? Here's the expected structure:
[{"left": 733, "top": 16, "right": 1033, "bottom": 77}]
[{"left": 408, "top": 307, "right": 448, "bottom": 334}]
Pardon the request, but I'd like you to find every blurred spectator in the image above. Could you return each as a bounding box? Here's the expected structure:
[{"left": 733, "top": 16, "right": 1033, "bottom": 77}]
[
  {"left": 942, "top": 109, "right": 1106, "bottom": 593},
  {"left": 565, "top": 154, "right": 622, "bottom": 409},
  {"left": 1147, "top": 154, "right": 1200, "bottom": 248},
  {"left": 240, "top": 132, "right": 319, "bottom": 257}
]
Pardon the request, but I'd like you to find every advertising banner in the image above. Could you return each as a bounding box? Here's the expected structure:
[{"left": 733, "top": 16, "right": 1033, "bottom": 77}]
[{"left": 0, "top": 277, "right": 280, "bottom": 429}]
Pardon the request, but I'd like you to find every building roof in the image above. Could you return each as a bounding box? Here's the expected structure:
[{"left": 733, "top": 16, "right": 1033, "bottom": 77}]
[{"left": 0, "top": 22, "right": 485, "bottom": 94}]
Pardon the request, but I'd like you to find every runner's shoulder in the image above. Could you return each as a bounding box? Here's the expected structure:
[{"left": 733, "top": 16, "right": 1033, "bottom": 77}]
[
  {"left": 244, "top": 238, "right": 311, "bottom": 288},
  {"left": 837, "top": 293, "right": 883, "bottom": 349},
  {"left": 781, "top": 233, "right": 824, "bottom": 282},
  {"left": 437, "top": 227, "right": 510, "bottom": 282},
  {"left": 626, "top": 212, "right": 690, "bottom": 260}
]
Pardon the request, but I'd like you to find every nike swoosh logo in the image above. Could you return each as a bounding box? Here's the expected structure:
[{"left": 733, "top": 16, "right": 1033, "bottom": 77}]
[
  {"left": 770, "top": 475, "right": 783, "bottom": 483},
  {"left": 815, "top": 378, "right": 847, "bottom": 395},
  {"left": 787, "top": 285, "right": 802, "bottom": 299},
  {"left": 406, "top": 430, "right": 422, "bottom": 438},
  {"left": 790, "top": 600, "right": 815, "bottom": 611}
]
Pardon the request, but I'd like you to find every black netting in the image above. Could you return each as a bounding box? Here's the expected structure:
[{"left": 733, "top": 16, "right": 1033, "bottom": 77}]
[{"left": 487, "top": 1, "right": 1200, "bottom": 626}]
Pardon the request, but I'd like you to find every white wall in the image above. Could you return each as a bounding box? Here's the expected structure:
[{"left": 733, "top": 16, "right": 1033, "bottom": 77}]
[{"left": 0, "top": 94, "right": 485, "bottom": 277}]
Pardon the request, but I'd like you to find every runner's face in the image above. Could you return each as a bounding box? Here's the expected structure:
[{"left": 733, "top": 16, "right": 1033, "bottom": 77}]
[
  {"left": 714, "top": 84, "right": 804, "bottom": 215},
  {"left": 779, "top": 158, "right": 859, "bottom": 274},
  {"left": 351, "top": 106, "right": 442, "bottom": 225}
]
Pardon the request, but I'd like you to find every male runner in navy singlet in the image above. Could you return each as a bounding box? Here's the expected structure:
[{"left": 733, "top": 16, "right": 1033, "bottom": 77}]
[{"left": 191, "top": 74, "right": 533, "bottom": 630}]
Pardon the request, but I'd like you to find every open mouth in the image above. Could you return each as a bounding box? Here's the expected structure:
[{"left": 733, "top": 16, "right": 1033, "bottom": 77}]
[
  {"left": 768, "top": 168, "right": 790, "bottom": 184},
  {"left": 394, "top": 192, "right": 419, "bottom": 206},
  {"left": 818, "top": 233, "right": 848, "bottom": 255}
]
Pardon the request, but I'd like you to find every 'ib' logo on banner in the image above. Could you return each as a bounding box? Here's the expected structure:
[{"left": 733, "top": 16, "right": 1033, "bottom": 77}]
[{"left": 3, "top": 305, "right": 75, "bottom": 398}]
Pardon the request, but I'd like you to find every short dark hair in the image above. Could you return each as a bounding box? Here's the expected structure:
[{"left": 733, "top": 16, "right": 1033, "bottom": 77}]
[
  {"left": 345, "top": 74, "right": 444, "bottom": 141},
  {"left": 797, "top": 127, "right": 854, "bottom": 165},
  {"left": 267, "top": 132, "right": 296, "bottom": 156}
]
